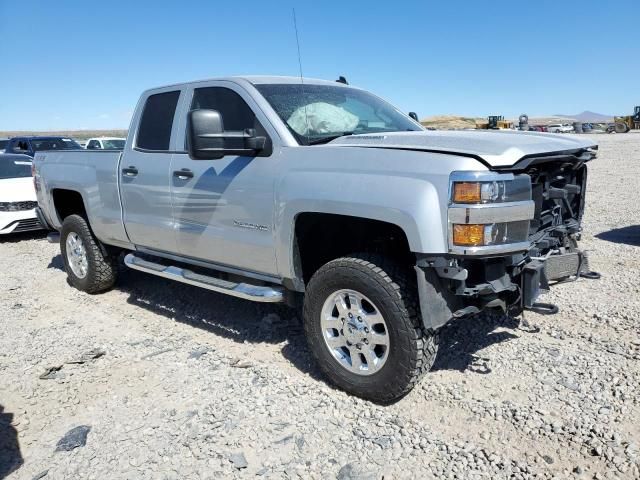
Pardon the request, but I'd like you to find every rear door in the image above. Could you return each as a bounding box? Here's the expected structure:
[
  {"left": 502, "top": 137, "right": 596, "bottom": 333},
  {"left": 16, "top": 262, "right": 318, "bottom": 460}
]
[
  {"left": 120, "top": 88, "right": 182, "bottom": 252},
  {"left": 169, "top": 82, "right": 280, "bottom": 276}
]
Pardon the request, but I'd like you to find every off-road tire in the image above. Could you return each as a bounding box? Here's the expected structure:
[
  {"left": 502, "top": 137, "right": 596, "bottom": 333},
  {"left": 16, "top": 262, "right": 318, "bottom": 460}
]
[
  {"left": 303, "top": 254, "right": 438, "bottom": 403},
  {"left": 60, "top": 214, "right": 117, "bottom": 293}
]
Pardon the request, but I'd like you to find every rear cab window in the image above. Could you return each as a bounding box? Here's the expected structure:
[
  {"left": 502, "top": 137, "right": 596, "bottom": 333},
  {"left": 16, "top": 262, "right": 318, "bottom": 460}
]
[{"left": 136, "top": 91, "right": 181, "bottom": 151}]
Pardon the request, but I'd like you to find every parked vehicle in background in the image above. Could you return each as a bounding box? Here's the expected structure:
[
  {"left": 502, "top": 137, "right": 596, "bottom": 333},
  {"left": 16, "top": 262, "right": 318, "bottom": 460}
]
[
  {"left": 0, "top": 154, "right": 43, "bottom": 234},
  {"left": 0, "top": 138, "right": 9, "bottom": 153},
  {"left": 546, "top": 123, "right": 574, "bottom": 134},
  {"left": 34, "top": 76, "right": 598, "bottom": 402},
  {"left": 85, "top": 137, "right": 126, "bottom": 150},
  {"left": 3, "top": 136, "right": 82, "bottom": 157}
]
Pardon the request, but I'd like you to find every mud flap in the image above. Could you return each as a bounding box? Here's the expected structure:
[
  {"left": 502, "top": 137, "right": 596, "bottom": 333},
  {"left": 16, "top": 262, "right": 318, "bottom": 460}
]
[{"left": 414, "top": 266, "right": 461, "bottom": 332}]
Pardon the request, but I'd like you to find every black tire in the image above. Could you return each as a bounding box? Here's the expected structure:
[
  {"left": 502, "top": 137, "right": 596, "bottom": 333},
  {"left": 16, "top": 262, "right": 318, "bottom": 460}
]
[
  {"left": 60, "top": 214, "right": 117, "bottom": 293},
  {"left": 614, "top": 121, "right": 630, "bottom": 134},
  {"left": 303, "top": 254, "right": 438, "bottom": 403}
]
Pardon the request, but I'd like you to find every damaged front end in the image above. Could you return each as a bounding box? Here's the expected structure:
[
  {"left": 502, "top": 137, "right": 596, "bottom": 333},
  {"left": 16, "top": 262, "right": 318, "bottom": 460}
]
[{"left": 417, "top": 146, "right": 599, "bottom": 331}]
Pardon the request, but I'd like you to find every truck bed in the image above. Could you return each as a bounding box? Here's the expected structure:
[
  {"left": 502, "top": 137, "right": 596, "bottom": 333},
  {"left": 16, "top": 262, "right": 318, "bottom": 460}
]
[{"left": 34, "top": 150, "right": 130, "bottom": 248}]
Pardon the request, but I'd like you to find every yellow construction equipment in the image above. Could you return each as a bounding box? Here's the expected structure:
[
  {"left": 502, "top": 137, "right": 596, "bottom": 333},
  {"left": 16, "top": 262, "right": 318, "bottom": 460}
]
[
  {"left": 613, "top": 106, "right": 640, "bottom": 133},
  {"left": 476, "top": 115, "right": 514, "bottom": 130}
]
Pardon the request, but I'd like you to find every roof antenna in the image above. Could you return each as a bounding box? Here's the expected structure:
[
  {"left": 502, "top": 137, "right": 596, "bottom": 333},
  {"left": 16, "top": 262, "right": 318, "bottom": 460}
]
[
  {"left": 336, "top": 76, "right": 348, "bottom": 85},
  {"left": 292, "top": 8, "right": 310, "bottom": 143}
]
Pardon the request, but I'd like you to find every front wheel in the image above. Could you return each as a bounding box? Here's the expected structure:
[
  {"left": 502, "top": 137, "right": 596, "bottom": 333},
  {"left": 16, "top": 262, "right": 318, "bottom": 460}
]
[
  {"left": 60, "top": 214, "right": 117, "bottom": 293},
  {"left": 303, "top": 255, "right": 438, "bottom": 403}
]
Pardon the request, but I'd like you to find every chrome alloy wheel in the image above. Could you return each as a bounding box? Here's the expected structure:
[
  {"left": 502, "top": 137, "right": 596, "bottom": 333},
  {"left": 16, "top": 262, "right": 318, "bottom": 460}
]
[
  {"left": 65, "top": 232, "right": 88, "bottom": 279},
  {"left": 320, "top": 289, "right": 390, "bottom": 375}
]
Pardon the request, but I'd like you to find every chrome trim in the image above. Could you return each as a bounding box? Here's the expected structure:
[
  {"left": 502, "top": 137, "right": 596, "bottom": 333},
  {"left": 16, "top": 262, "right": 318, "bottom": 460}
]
[
  {"left": 448, "top": 241, "right": 531, "bottom": 256},
  {"left": 320, "top": 289, "right": 390, "bottom": 376},
  {"left": 47, "top": 232, "right": 60, "bottom": 243},
  {"left": 124, "top": 253, "right": 284, "bottom": 303},
  {"left": 449, "top": 171, "right": 515, "bottom": 183},
  {"left": 137, "top": 246, "right": 282, "bottom": 285},
  {"left": 448, "top": 200, "right": 535, "bottom": 224}
]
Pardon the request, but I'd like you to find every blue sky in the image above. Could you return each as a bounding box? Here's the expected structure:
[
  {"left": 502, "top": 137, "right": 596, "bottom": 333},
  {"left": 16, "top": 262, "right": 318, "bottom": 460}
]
[{"left": 1, "top": 0, "right": 638, "bottom": 131}]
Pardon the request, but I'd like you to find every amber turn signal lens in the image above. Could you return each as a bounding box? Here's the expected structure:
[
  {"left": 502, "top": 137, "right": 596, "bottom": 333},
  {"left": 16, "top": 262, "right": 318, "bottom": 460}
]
[
  {"left": 453, "top": 182, "right": 481, "bottom": 203},
  {"left": 452, "top": 224, "right": 485, "bottom": 246}
]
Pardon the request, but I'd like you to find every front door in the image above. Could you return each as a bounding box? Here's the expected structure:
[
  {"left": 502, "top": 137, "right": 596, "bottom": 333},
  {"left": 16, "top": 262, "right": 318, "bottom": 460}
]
[
  {"left": 120, "top": 89, "right": 181, "bottom": 252},
  {"left": 170, "top": 84, "right": 279, "bottom": 276}
]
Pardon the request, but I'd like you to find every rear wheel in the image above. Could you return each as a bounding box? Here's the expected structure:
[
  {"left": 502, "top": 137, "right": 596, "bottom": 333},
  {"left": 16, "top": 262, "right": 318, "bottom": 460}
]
[
  {"left": 303, "top": 255, "right": 438, "bottom": 403},
  {"left": 60, "top": 214, "right": 117, "bottom": 293}
]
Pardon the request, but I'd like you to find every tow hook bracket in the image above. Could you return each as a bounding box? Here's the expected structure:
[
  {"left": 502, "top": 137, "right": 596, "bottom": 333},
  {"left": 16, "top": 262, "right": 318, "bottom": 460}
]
[
  {"left": 522, "top": 259, "right": 548, "bottom": 308},
  {"left": 580, "top": 270, "right": 601, "bottom": 280},
  {"left": 434, "top": 266, "right": 468, "bottom": 281},
  {"left": 525, "top": 302, "right": 559, "bottom": 315}
]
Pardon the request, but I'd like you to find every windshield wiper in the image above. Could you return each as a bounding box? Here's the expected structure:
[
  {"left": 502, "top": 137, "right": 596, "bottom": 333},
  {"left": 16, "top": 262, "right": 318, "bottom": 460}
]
[{"left": 307, "top": 132, "right": 354, "bottom": 145}]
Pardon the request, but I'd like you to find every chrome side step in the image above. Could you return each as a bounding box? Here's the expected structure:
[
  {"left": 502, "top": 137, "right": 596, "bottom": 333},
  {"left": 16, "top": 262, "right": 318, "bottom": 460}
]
[
  {"left": 124, "top": 253, "right": 284, "bottom": 303},
  {"left": 47, "top": 232, "right": 60, "bottom": 244}
]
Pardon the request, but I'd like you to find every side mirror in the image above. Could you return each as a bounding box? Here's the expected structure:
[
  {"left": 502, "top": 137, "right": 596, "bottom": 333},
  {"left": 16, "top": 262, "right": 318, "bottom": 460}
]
[
  {"left": 409, "top": 112, "right": 419, "bottom": 122},
  {"left": 187, "top": 109, "right": 266, "bottom": 160}
]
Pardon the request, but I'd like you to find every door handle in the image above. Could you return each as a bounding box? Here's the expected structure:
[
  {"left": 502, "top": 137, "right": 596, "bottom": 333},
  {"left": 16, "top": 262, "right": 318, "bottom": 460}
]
[
  {"left": 122, "top": 166, "right": 138, "bottom": 177},
  {"left": 173, "top": 168, "right": 194, "bottom": 180}
]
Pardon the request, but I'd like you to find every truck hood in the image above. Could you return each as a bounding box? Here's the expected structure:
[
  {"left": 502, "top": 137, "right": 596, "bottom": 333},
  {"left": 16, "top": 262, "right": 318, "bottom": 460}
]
[
  {"left": 329, "top": 130, "right": 597, "bottom": 168},
  {"left": 0, "top": 177, "right": 37, "bottom": 202}
]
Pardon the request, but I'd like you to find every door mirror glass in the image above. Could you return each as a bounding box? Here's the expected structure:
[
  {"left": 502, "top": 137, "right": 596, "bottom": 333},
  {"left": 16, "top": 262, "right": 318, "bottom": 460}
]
[
  {"left": 409, "top": 112, "right": 419, "bottom": 122},
  {"left": 187, "top": 109, "right": 266, "bottom": 160}
]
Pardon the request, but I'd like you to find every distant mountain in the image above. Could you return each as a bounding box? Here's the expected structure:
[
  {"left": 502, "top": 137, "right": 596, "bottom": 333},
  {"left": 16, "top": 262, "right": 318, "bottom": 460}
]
[{"left": 554, "top": 111, "right": 613, "bottom": 122}]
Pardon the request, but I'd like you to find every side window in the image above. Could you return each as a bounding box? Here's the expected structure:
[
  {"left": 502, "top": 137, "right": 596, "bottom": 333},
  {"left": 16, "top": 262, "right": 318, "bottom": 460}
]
[
  {"left": 136, "top": 90, "right": 180, "bottom": 151},
  {"left": 191, "top": 87, "right": 256, "bottom": 130},
  {"left": 87, "top": 140, "right": 100, "bottom": 149},
  {"left": 188, "top": 87, "right": 271, "bottom": 154}
]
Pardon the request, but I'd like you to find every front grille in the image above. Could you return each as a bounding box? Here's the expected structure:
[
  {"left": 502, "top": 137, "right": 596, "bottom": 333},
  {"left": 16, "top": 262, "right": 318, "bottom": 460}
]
[
  {"left": 0, "top": 201, "right": 38, "bottom": 212},
  {"left": 12, "top": 218, "right": 42, "bottom": 232},
  {"left": 527, "top": 162, "right": 586, "bottom": 237}
]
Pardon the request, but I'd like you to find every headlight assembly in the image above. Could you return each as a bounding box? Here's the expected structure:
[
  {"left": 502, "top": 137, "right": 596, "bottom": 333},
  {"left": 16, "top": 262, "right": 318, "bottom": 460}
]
[{"left": 448, "top": 172, "right": 534, "bottom": 254}]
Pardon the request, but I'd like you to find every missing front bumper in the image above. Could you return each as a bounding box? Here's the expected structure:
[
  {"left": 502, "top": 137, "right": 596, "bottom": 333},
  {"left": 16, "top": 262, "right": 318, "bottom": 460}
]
[{"left": 416, "top": 248, "right": 599, "bottom": 330}]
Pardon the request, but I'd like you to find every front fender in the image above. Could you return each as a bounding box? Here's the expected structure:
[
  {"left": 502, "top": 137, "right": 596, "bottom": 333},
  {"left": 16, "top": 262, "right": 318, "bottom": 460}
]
[{"left": 275, "top": 170, "right": 448, "bottom": 284}]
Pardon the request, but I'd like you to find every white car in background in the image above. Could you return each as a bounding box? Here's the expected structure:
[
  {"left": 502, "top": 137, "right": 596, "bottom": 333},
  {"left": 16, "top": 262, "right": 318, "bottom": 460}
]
[
  {"left": 0, "top": 154, "right": 43, "bottom": 234},
  {"left": 85, "top": 137, "right": 126, "bottom": 150},
  {"left": 546, "top": 123, "right": 574, "bottom": 134}
]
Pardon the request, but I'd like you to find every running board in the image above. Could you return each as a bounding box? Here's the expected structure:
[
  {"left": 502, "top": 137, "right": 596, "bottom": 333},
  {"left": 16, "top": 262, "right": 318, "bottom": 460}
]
[
  {"left": 124, "top": 253, "right": 284, "bottom": 303},
  {"left": 47, "top": 232, "right": 60, "bottom": 244}
]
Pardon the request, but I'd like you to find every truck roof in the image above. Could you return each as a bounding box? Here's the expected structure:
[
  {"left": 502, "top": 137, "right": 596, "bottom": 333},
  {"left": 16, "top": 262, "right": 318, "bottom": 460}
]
[{"left": 146, "top": 75, "right": 352, "bottom": 92}]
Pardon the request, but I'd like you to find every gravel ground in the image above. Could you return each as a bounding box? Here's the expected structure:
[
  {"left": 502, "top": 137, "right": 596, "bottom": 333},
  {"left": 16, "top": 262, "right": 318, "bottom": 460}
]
[{"left": 1, "top": 133, "right": 639, "bottom": 480}]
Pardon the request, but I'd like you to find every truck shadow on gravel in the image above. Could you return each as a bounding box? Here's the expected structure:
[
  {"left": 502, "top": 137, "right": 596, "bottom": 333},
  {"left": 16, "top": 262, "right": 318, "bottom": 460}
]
[
  {"left": 47, "top": 254, "right": 526, "bottom": 383},
  {"left": 595, "top": 225, "right": 640, "bottom": 247},
  {"left": 0, "top": 404, "right": 23, "bottom": 479},
  {"left": 117, "top": 267, "right": 322, "bottom": 377},
  {"left": 0, "top": 230, "right": 47, "bottom": 244},
  {"left": 431, "top": 313, "right": 521, "bottom": 374},
  {"left": 117, "top": 268, "right": 525, "bottom": 379}
]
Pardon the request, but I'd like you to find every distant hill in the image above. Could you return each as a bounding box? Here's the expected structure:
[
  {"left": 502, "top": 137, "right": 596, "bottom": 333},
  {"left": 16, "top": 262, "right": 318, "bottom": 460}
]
[
  {"left": 0, "top": 129, "right": 128, "bottom": 140},
  {"left": 554, "top": 111, "right": 613, "bottom": 123},
  {"left": 420, "top": 115, "right": 483, "bottom": 129}
]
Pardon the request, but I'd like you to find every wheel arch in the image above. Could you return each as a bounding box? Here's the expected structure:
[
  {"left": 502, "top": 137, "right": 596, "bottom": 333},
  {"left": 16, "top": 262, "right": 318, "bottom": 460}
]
[
  {"left": 51, "top": 188, "right": 88, "bottom": 224},
  {"left": 275, "top": 172, "right": 447, "bottom": 290}
]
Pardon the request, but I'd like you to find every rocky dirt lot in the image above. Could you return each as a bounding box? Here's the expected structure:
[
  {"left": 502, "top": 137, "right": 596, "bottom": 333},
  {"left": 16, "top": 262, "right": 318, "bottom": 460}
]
[{"left": 1, "top": 133, "right": 639, "bottom": 480}]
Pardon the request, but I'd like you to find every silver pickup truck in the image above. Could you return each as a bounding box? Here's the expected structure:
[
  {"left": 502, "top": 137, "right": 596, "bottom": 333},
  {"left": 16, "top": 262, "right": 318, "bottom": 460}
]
[{"left": 34, "top": 76, "right": 598, "bottom": 402}]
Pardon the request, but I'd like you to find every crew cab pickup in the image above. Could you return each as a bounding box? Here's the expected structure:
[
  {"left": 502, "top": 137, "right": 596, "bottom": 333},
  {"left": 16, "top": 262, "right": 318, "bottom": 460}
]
[
  {"left": 33, "top": 76, "right": 598, "bottom": 402},
  {"left": 5, "top": 136, "right": 82, "bottom": 157}
]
